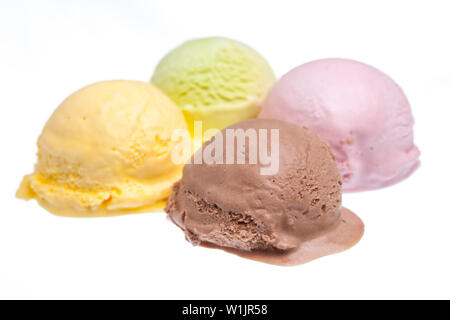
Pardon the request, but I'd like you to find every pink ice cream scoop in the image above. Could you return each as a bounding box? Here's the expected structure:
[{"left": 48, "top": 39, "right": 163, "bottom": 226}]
[{"left": 259, "top": 58, "right": 420, "bottom": 192}]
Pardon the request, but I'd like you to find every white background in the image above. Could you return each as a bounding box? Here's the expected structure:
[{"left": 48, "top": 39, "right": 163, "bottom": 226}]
[{"left": 1, "top": 0, "right": 449, "bottom": 299}]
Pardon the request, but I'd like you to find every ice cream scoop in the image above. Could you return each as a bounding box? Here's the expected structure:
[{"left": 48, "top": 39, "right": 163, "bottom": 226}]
[
  {"left": 260, "top": 58, "right": 420, "bottom": 192},
  {"left": 165, "top": 119, "right": 364, "bottom": 265},
  {"left": 17, "top": 80, "right": 188, "bottom": 216},
  {"left": 151, "top": 37, "right": 276, "bottom": 135}
]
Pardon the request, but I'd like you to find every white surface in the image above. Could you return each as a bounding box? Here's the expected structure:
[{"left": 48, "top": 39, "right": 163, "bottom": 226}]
[{"left": 1, "top": 0, "right": 449, "bottom": 299}]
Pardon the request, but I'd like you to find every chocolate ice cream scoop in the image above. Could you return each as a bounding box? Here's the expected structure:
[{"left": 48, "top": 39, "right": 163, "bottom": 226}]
[{"left": 166, "top": 119, "right": 364, "bottom": 265}]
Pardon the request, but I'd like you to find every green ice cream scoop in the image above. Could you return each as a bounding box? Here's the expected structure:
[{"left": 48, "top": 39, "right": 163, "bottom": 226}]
[{"left": 151, "top": 37, "right": 276, "bottom": 135}]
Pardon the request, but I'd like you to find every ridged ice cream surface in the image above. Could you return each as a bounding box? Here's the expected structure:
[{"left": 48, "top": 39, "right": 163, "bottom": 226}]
[
  {"left": 151, "top": 37, "right": 275, "bottom": 134},
  {"left": 17, "top": 80, "right": 188, "bottom": 216}
]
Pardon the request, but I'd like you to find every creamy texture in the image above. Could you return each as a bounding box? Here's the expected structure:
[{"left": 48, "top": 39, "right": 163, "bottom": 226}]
[
  {"left": 17, "top": 80, "right": 188, "bottom": 216},
  {"left": 166, "top": 119, "right": 364, "bottom": 265},
  {"left": 260, "top": 58, "right": 420, "bottom": 192},
  {"left": 202, "top": 208, "right": 364, "bottom": 266},
  {"left": 152, "top": 37, "right": 276, "bottom": 134}
]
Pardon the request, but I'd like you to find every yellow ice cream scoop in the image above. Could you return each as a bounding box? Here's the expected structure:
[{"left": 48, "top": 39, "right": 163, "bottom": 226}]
[
  {"left": 151, "top": 37, "right": 276, "bottom": 135},
  {"left": 17, "top": 80, "right": 188, "bottom": 217}
]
